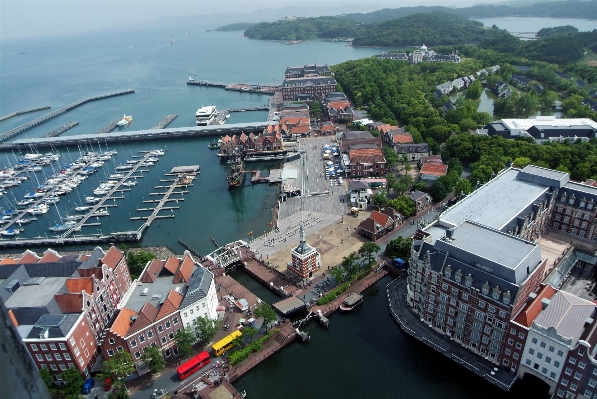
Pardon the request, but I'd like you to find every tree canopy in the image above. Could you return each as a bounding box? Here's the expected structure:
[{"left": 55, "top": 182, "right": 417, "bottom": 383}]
[
  {"left": 254, "top": 303, "right": 277, "bottom": 330},
  {"left": 195, "top": 315, "right": 223, "bottom": 344},
  {"left": 175, "top": 328, "right": 196, "bottom": 359},
  {"left": 126, "top": 250, "right": 156, "bottom": 280},
  {"left": 140, "top": 346, "right": 166, "bottom": 375}
]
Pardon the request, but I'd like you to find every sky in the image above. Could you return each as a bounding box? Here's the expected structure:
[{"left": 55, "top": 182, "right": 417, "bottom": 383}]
[{"left": 0, "top": 0, "right": 501, "bottom": 40}]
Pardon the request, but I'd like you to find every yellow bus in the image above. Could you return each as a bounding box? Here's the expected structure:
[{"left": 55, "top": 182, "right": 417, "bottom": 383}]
[{"left": 212, "top": 330, "right": 242, "bottom": 356}]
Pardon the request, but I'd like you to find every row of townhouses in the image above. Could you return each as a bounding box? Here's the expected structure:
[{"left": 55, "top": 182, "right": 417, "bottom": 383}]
[
  {"left": 1, "top": 246, "right": 217, "bottom": 384},
  {"left": 403, "top": 165, "right": 597, "bottom": 397}
]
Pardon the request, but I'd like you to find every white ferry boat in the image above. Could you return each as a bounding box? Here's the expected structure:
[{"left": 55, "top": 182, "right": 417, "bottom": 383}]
[{"left": 195, "top": 106, "right": 218, "bottom": 126}]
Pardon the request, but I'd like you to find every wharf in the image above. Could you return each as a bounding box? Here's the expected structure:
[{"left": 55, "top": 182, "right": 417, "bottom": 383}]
[
  {"left": 0, "top": 89, "right": 134, "bottom": 142},
  {"left": 0, "top": 105, "right": 51, "bottom": 121},
  {"left": 151, "top": 114, "right": 177, "bottom": 129},
  {"left": 42, "top": 121, "right": 79, "bottom": 138},
  {"left": 249, "top": 169, "right": 282, "bottom": 184},
  {"left": 187, "top": 79, "right": 278, "bottom": 95},
  {"left": 1, "top": 121, "right": 273, "bottom": 151},
  {"left": 228, "top": 107, "right": 268, "bottom": 112},
  {"left": 95, "top": 119, "right": 120, "bottom": 134}
]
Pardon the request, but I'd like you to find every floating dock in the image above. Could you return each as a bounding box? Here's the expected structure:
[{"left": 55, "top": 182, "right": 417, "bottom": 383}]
[
  {"left": 42, "top": 122, "right": 79, "bottom": 138},
  {"left": 151, "top": 115, "right": 177, "bottom": 129},
  {"left": 0, "top": 90, "right": 134, "bottom": 142},
  {"left": 0, "top": 105, "right": 51, "bottom": 122}
]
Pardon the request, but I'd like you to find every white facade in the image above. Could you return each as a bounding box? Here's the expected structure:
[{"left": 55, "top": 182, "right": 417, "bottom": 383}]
[
  {"left": 180, "top": 269, "right": 218, "bottom": 338},
  {"left": 520, "top": 326, "right": 570, "bottom": 390}
]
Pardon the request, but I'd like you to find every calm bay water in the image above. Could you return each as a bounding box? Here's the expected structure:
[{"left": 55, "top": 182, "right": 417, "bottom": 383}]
[{"left": 0, "top": 16, "right": 578, "bottom": 398}]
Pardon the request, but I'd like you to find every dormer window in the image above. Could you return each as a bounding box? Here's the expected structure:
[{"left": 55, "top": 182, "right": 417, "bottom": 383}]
[
  {"left": 580, "top": 198, "right": 586, "bottom": 208},
  {"left": 588, "top": 200, "right": 594, "bottom": 210},
  {"left": 561, "top": 194, "right": 567, "bottom": 203},
  {"left": 444, "top": 265, "right": 452, "bottom": 279},
  {"left": 569, "top": 194, "right": 576, "bottom": 205},
  {"left": 482, "top": 282, "right": 490, "bottom": 296},
  {"left": 455, "top": 270, "right": 462, "bottom": 283},
  {"left": 465, "top": 275, "right": 473, "bottom": 288},
  {"left": 503, "top": 291, "right": 511, "bottom": 305},
  {"left": 492, "top": 286, "right": 501, "bottom": 300}
]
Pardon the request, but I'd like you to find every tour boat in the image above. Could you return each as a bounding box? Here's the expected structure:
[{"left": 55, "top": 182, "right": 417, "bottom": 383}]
[
  {"left": 195, "top": 106, "right": 218, "bottom": 126},
  {"left": 116, "top": 114, "right": 133, "bottom": 128},
  {"left": 28, "top": 204, "right": 49, "bottom": 215},
  {"left": 339, "top": 293, "right": 363, "bottom": 312}
]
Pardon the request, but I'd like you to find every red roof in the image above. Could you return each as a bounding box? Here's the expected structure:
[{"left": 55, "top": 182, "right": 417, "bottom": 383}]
[
  {"left": 321, "top": 125, "right": 336, "bottom": 132},
  {"left": 377, "top": 125, "right": 397, "bottom": 134},
  {"left": 175, "top": 254, "right": 194, "bottom": 284},
  {"left": 18, "top": 250, "right": 40, "bottom": 264},
  {"left": 0, "top": 257, "right": 18, "bottom": 265},
  {"left": 290, "top": 125, "right": 310, "bottom": 134},
  {"left": 327, "top": 101, "right": 351, "bottom": 111},
  {"left": 141, "top": 259, "right": 164, "bottom": 283},
  {"left": 370, "top": 211, "right": 393, "bottom": 228},
  {"left": 420, "top": 163, "right": 448, "bottom": 177},
  {"left": 65, "top": 277, "right": 94, "bottom": 294},
  {"left": 101, "top": 246, "right": 123, "bottom": 269},
  {"left": 513, "top": 284, "right": 557, "bottom": 327},
  {"left": 39, "top": 250, "right": 61, "bottom": 263},
  {"left": 129, "top": 302, "right": 159, "bottom": 335},
  {"left": 110, "top": 308, "right": 138, "bottom": 338},
  {"left": 421, "top": 155, "right": 443, "bottom": 164},
  {"left": 155, "top": 290, "right": 183, "bottom": 320},
  {"left": 349, "top": 148, "right": 386, "bottom": 165},
  {"left": 54, "top": 293, "right": 83, "bottom": 313},
  {"left": 163, "top": 257, "right": 180, "bottom": 275}
]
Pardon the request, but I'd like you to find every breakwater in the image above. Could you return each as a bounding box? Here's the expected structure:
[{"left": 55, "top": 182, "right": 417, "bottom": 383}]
[
  {"left": 0, "top": 90, "right": 134, "bottom": 142},
  {"left": 0, "top": 106, "right": 51, "bottom": 122}
]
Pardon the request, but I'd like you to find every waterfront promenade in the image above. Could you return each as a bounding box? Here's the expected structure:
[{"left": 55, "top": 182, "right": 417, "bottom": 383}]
[{"left": 386, "top": 277, "right": 518, "bottom": 392}]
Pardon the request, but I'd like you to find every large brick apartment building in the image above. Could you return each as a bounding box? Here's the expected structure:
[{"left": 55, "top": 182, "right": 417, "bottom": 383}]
[{"left": 405, "top": 165, "right": 597, "bottom": 391}]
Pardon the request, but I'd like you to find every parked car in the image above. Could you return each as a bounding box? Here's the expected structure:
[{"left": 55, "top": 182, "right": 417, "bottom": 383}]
[
  {"left": 82, "top": 378, "right": 94, "bottom": 394},
  {"left": 104, "top": 377, "right": 113, "bottom": 391}
]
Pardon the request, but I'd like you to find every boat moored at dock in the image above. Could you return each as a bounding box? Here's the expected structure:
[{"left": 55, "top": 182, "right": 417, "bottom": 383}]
[
  {"left": 339, "top": 293, "right": 363, "bottom": 312},
  {"left": 195, "top": 106, "right": 218, "bottom": 126}
]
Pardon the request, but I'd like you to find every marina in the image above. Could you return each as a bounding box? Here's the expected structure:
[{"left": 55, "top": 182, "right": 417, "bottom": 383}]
[{"left": 0, "top": 89, "right": 135, "bottom": 141}]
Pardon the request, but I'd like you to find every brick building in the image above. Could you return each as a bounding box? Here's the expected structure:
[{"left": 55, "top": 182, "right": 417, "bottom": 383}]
[
  {"left": 284, "top": 64, "right": 331, "bottom": 79},
  {"left": 281, "top": 76, "right": 338, "bottom": 102},
  {"left": 357, "top": 208, "right": 399, "bottom": 242},
  {"left": 347, "top": 148, "right": 386, "bottom": 178},
  {"left": 288, "top": 222, "right": 320, "bottom": 280}
]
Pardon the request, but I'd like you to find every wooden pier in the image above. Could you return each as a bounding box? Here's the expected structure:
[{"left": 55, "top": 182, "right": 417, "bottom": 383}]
[
  {"left": 227, "top": 107, "right": 269, "bottom": 112},
  {"left": 186, "top": 79, "right": 277, "bottom": 95},
  {"left": 0, "top": 89, "right": 134, "bottom": 142},
  {"left": 0, "top": 105, "right": 51, "bottom": 122},
  {"left": 95, "top": 119, "right": 120, "bottom": 134},
  {"left": 151, "top": 115, "right": 177, "bottom": 129},
  {"left": 42, "top": 122, "right": 79, "bottom": 138}
]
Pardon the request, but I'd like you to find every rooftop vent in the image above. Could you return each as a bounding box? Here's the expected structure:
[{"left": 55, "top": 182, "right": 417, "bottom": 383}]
[
  {"left": 586, "top": 318, "right": 594, "bottom": 326},
  {"left": 5, "top": 279, "right": 20, "bottom": 294},
  {"left": 541, "top": 298, "right": 551, "bottom": 310},
  {"left": 527, "top": 293, "right": 537, "bottom": 303}
]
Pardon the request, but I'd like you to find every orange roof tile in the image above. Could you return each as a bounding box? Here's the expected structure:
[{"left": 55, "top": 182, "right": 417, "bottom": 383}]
[
  {"left": 110, "top": 308, "right": 138, "bottom": 338},
  {"left": 128, "top": 302, "right": 159, "bottom": 335},
  {"left": 79, "top": 255, "right": 90, "bottom": 261},
  {"left": 513, "top": 284, "right": 557, "bottom": 328},
  {"left": 175, "top": 254, "right": 194, "bottom": 284},
  {"left": 392, "top": 133, "right": 413, "bottom": 144},
  {"left": 370, "top": 211, "right": 392, "bottom": 228},
  {"left": 321, "top": 125, "right": 336, "bottom": 132},
  {"left": 155, "top": 290, "right": 184, "bottom": 321},
  {"left": 39, "top": 250, "right": 61, "bottom": 263},
  {"left": 377, "top": 125, "right": 397, "bottom": 134},
  {"left": 327, "top": 101, "right": 351, "bottom": 111},
  {"left": 65, "top": 277, "right": 94, "bottom": 294},
  {"left": 54, "top": 293, "right": 83, "bottom": 313},
  {"left": 290, "top": 125, "right": 310, "bottom": 134},
  {"left": 18, "top": 250, "right": 40, "bottom": 264},
  {"left": 101, "top": 246, "right": 123, "bottom": 269},
  {"left": 0, "top": 257, "right": 18, "bottom": 265},
  {"left": 420, "top": 163, "right": 448, "bottom": 177},
  {"left": 141, "top": 259, "right": 164, "bottom": 283},
  {"left": 163, "top": 257, "right": 180, "bottom": 275}
]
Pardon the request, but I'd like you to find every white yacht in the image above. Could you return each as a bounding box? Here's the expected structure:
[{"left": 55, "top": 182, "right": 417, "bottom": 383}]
[
  {"left": 28, "top": 204, "right": 49, "bottom": 215},
  {"left": 195, "top": 106, "right": 218, "bottom": 126}
]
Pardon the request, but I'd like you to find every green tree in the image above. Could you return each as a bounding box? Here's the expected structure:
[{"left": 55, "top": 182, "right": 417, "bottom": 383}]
[
  {"left": 387, "top": 196, "right": 415, "bottom": 217},
  {"left": 310, "top": 101, "right": 323, "bottom": 118},
  {"left": 39, "top": 368, "right": 55, "bottom": 394},
  {"left": 232, "top": 334, "right": 244, "bottom": 349},
  {"left": 175, "top": 327, "right": 196, "bottom": 359},
  {"left": 512, "top": 157, "right": 532, "bottom": 169},
  {"left": 109, "top": 389, "right": 130, "bottom": 399},
  {"left": 385, "top": 236, "right": 412, "bottom": 259},
  {"left": 100, "top": 352, "right": 135, "bottom": 389},
  {"left": 243, "top": 326, "right": 258, "bottom": 342},
  {"left": 404, "top": 162, "right": 412, "bottom": 173},
  {"left": 195, "top": 316, "right": 223, "bottom": 344},
  {"left": 371, "top": 190, "right": 389, "bottom": 209},
  {"left": 465, "top": 79, "right": 482, "bottom": 100},
  {"left": 341, "top": 252, "right": 360, "bottom": 277},
  {"left": 140, "top": 346, "right": 166, "bottom": 375},
  {"left": 383, "top": 147, "right": 399, "bottom": 169},
  {"left": 428, "top": 178, "right": 449, "bottom": 202},
  {"left": 329, "top": 265, "right": 346, "bottom": 283},
  {"left": 62, "top": 366, "right": 84, "bottom": 397},
  {"left": 358, "top": 242, "right": 381, "bottom": 266},
  {"left": 126, "top": 250, "right": 156, "bottom": 280},
  {"left": 454, "top": 178, "right": 472, "bottom": 197},
  {"left": 254, "top": 302, "right": 277, "bottom": 330}
]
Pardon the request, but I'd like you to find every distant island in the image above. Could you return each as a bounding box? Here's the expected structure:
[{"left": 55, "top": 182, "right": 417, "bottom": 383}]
[
  {"left": 215, "top": 23, "right": 256, "bottom": 32},
  {"left": 244, "top": 16, "right": 364, "bottom": 41}
]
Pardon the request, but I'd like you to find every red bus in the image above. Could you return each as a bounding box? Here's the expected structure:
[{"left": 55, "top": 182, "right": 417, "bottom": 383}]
[{"left": 177, "top": 351, "right": 211, "bottom": 380}]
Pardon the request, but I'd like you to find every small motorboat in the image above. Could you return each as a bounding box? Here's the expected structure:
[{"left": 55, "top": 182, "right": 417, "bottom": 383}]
[
  {"left": 116, "top": 165, "right": 133, "bottom": 171},
  {"left": 75, "top": 206, "right": 92, "bottom": 212},
  {"left": 44, "top": 196, "right": 60, "bottom": 204},
  {"left": 93, "top": 208, "right": 109, "bottom": 216},
  {"left": 121, "top": 181, "right": 138, "bottom": 187},
  {"left": 16, "top": 199, "right": 35, "bottom": 207},
  {"left": 48, "top": 223, "right": 70, "bottom": 232},
  {"left": 63, "top": 214, "right": 84, "bottom": 221},
  {"left": 93, "top": 189, "right": 109, "bottom": 195},
  {"left": 17, "top": 217, "right": 37, "bottom": 224},
  {"left": 85, "top": 197, "right": 101, "bottom": 203},
  {"left": 109, "top": 173, "right": 125, "bottom": 179},
  {"left": 1, "top": 228, "right": 23, "bottom": 236},
  {"left": 28, "top": 204, "right": 49, "bottom": 215}
]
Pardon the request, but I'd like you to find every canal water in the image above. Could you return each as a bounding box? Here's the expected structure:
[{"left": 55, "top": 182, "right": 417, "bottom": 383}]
[{"left": 450, "top": 88, "right": 496, "bottom": 118}]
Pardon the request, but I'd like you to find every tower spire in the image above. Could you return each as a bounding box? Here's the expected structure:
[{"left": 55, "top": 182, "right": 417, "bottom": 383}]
[{"left": 299, "top": 221, "right": 306, "bottom": 244}]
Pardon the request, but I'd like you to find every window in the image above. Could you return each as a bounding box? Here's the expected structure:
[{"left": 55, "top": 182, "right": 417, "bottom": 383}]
[
  {"left": 551, "top": 372, "right": 556, "bottom": 379},
  {"left": 571, "top": 383, "right": 578, "bottom": 391},
  {"left": 109, "top": 338, "right": 115, "bottom": 345},
  {"left": 40, "top": 344, "right": 48, "bottom": 351},
  {"left": 60, "top": 364, "right": 66, "bottom": 371},
  {"left": 519, "top": 332, "right": 525, "bottom": 339},
  {"left": 508, "top": 338, "right": 514, "bottom": 345},
  {"left": 459, "top": 303, "right": 468, "bottom": 312},
  {"left": 36, "top": 354, "right": 43, "bottom": 361},
  {"left": 542, "top": 367, "right": 548, "bottom": 374},
  {"left": 505, "top": 348, "right": 512, "bottom": 356},
  {"left": 540, "top": 342, "right": 546, "bottom": 348},
  {"left": 45, "top": 354, "right": 53, "bottom": 361},
  {"left": 570, "top": 357, "right": 577, "bottom": 365},
  {"left": 482, "top": 336, "right": 489, "bottom": 344},
  {"left": 590, "top": 379, "right": 597, "bottom": 388},
  {"left": 31, "top": 344, "right": 39, "bottom": 351},
  {"left": 516, "top": 343, "right": 522, "bottom": 349},
  {"left": 525, "top": 359, "right": 531, "bottom": 366},
  {"left": 147, "top": 331, "right": 153, "bottom": 338},
  {"left": 64, "top": 353, "right": 71, "bottom": 360},
  {"left": 169, "top": 332, "right": 175, "bottom": 340},
  {"left": 173, "top": 317, "right": 179, "bottom": 325},
  {"left": 442, "top": 283, "right": 448, "bottom": 290},
  {"left": 557, "top": 390, "right": 564, "bottom": 397},
  {"left": 549, "top": 346, "right": 555, "bottom": 352},
  {"left": 484, "top": 326, "right": 492, "bottom": 334},
  {"left": 514, "top": 353, "right": 520, "bottom": 360},
  {"left": 134, "top": 351, "right": 141, "bottom": 359},
  {"left": 565, "top": 367, "right": 573, "bottom": 376},
  {"left": 50, "top": 364, "right": 57, "bottom": 371},
  {"left": 161, "top": 337, "right": 167, "bottom": 344},
  {"left": 562, "top": 378, "right": 569, "bottom": 387},
  {"left": 537, "top": 352, "right": 543, "bottom": 360},
  {"left": 546, "top": 357, "right": 551, "bottom": 364},
  {"left": 555, "top": 361, "right": 560, "bottom": 368},
  {"left": 55, "top": 354, "right": 62, "bottom": 361},
  {"left": 479, "top": 300, "right": 486, "bottom": 308},
  {"left": 139, "top": 335, "right": 145, "bottom": 343},
  {"left": 558, "top": 350, "right": 564, "bottom": 357},
  {"left": 575, "top": 372, "right": 583, "bottom": 380},
  {"left": 462, "top": 293, "right": 469, "bottom": 300},
  {"left": 165, "top": 321, "right": 171, "bottom": 329},
  {"left": 529, "top": 348, "right": 535, "bottom": 355},
  {"left": 59, "top": 343, "right": 66, "bottom": 350},
  {"left": 157, "top": 325, "right": 163, "bottom": 333},
  {"left": 499, "top": 310, "right": 507, "bottom": 318},
  {"left": 131, "top": 340, "right": 137, "bottom": 348},
  {"left": 579, "top": 349, "right": 585, "bottom": 356},
  {"left": 475, "top": 310, "right": 485, "bottom": 320},
  {"left": 532, "top": 337, "right": 538, "bottom": 344},
  {"left": 107, "top": 349, "right": 114, "bottom": 356},
  {"left": 580, "top": 362, "right": 587, "bottom": 369},
  {"left": 584, "top": 390, "right": 593, "bottom": 399},
  {"left": 49, "top": 344, "right": 57, "bottom": 350}
]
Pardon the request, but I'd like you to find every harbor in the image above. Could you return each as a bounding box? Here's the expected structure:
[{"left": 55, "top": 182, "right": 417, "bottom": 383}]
[
  {"left": 42, "top": 121, "right": 79, "bottom": 138},
  {"left": 151, "top": 114, "right": 178, "bottom": 129},
  {"left": 187, "top": 79, "right": 278, "bottom": 95},
  {"left": 0, "top": 89, "right": 135, "bottom": 141}
]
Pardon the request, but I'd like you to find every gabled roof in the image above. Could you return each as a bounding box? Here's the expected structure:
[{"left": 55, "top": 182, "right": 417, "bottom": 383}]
[
  {"left": 391, "top": 132, "right": 413, "bottom": 144},
  {"left": 163, "top": 257, "right": 180, "bottom": 275},
  {"left": 180, "top": 267, "right": 214, "bottom": 309},
  {"left": 0, "top": 257, "right": 18, "bottom": 265},
  {"left": 101, "top": 246, "right": 123, "bottom": 269},
  {"left": 175, "top": 254, "right": 194, "bottom": 284},
  {"left": 128, "top": 302, "right": 159, "bottom": 335},
  {"left": 65, "top": 277, "right": 93, "bottom": 294},
  {"left": 18, "top": 250, "right": 40, "bottom": 264},
  {"left": 155, "top": 290, "right": 183, "bottom": 321},
  {"left": 348, "top": 180, "right": 369, "bottom": 191},
  {"left": 370, "top": 210, "right": 393, "bottom": 228},
  {"left": 39, "top": 250, "right": 61, "bottom": 263},
  {"left": 110, "top": 308, "right": 138, "bottom": 338},
  {"left": 349, "top": 148, "right": 386, "bottom": 164},
  {"left": 513, "top": 284, "right": 556, "bottom": 328},
  {"left": 54, "top": 293, "right": 83, "bottom": 313},
  {"left": 141, "top": 260, "right": 164, "bottom": 283}
]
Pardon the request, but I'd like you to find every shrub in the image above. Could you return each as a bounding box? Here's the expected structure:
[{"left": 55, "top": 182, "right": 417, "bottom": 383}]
[{"left": 228, "top": 329, "right": 279, "bottom": 366}]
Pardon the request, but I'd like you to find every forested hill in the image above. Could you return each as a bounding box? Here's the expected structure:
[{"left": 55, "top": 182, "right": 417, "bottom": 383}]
[
  {"left": 339, "top": 0, "right": 597, "bottom": 23},
  {"left": 243, "top": 17, "right": 364, "bottom": 41},
  {"left": 351, "top": 13, "right": 485, "bottom": 47},
  {"left": 215, "top": 23, "right": 256, "bottom": 32}
]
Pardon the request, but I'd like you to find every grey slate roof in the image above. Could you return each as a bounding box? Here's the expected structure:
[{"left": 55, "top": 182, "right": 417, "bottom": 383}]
[
  {"left": 26, "top": 314, "right": 79, "bottom": 339},
  {"left": 348, "top": 180, "right": 369, "bottom": 191},
  {"left": 180, "top": 266, "right": 213, "bottom": 309},
  {"left": 78, "top": 247, "right": 105, "bottom": 270},
  {"left": 533, "top": 290, "right": 595, "bottom": 343},
  {"left": 395, "top": 143, "right": 429, "bottom": 153},
  {"left": 283, "top": 77, "right": 337, "bottom": 87},
  {"left": 344, "top": 131, "right": 373, "bottom": 140}
]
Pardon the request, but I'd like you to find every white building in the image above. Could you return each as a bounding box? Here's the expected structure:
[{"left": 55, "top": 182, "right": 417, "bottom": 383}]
[
  {"left": 519, "top": 291, "right": 596, "bottom": 394},
  {"left": 179, "top": 262, "right": 218, "bottom": 335}
]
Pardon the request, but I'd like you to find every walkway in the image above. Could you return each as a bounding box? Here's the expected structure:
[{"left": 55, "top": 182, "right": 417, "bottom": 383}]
[{"left": 386, "top": 277, "right": 518, "bottom": 392}]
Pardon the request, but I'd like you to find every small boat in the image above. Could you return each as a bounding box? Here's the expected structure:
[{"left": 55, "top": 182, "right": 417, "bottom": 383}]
[
  {"left": 109, "top": 173, "right": 125, "bottom": 179},
  {"left": 44, "top": 196, "right": 60, "bottom": 204},
  {"left": 93, "top": 208, "right": 109, "bottom": 216},
  {"left": 126, "top": 160, "right": 139, "bottom": 164},
  {"left": 149, "top": 150, "right": 164, "bottom": 156},
  {"left": 28, "top": 204, "right": 49, "bottom": 215},
  {"left": 63, "top": 214, "right": 84, "bottom": 221},
  {"left": 16, "top": 217, "right": 36, "bottom": 224},
  {"left": 116, "top": 165, "right": 133, "bottom": 171},
  {"left": 93, "top": 189, "right": 109, "bottom": 195},
  {"left": 208, "top": 141, "right": 220, "bottom": 149},
  {"left": 75, "top": 206, "right": 92, "bottom": 212},
  {"left": 116, "top": 114, "right": 133, "bottom": 128},
  {"left": 16, "top": 199, "right": 35, "bottom": 207},
  {"left": 48, "top": 223, "right": 71, "bottom": 232},
  {"left": 85, "top": 197, "right": 101, "bottom": 204},
  {"left": 0, "top": 228, "right": 22, "bottom": 236},
  {"left": 339, "top": 293, "right": 363, "bottom": 312},
  {"left": 121, "top": 181, "right": 138, "bottom": 187}
]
